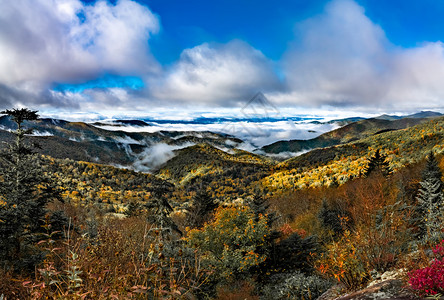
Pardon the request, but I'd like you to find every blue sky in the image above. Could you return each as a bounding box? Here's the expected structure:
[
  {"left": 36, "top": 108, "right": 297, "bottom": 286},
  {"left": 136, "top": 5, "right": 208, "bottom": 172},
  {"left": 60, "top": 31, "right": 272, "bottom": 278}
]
[
  {"left": 145, "top": 0, "right": 326, "bottom": 63},
  {"left": 145, "top": 0, "right": 444, "bottom": 63},
  {"left": 1, "top": 0, "right": 444, "bottom": 120}
]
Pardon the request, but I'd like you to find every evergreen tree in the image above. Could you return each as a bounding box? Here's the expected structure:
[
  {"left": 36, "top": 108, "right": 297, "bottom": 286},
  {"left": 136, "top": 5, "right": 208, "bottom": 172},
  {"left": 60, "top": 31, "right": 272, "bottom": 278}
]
[
  {"left": 363, "top": 149, "right": 392, "bottom": 177},
  {"left": 124, "top": 200, "right": 143, "bottom": 217},
  {"left": 0, "top": 109, "right": 59, "bottom": 269},
  {"left": 329, "top": 176, "right": 340, "bottom": 188},
  {"left": 247, "top": 192, "right": 281, "bottom": 242},
  {"left": 247, "top": 192, "right": 279, "bottom": 230},
  {"left": 146, "top": 181, "right": 181, "bottom": 238},
  {"left": 422, "top": 152, "right": 443, "bottom": 194},
  {"left": 267, "top": 234, "right": 319, "bottom": 275},
  {"left": 318, "top": 198, "right": 353, "bottom": 237},
  {"left": 415, "top": 152, "right": 444, "bottom": 243},
  {"left": 247, "top": 191, "right": 285, "bottom": 281},
  {"left": 186, "top": 187, "right": 218, "bottom": 229}
]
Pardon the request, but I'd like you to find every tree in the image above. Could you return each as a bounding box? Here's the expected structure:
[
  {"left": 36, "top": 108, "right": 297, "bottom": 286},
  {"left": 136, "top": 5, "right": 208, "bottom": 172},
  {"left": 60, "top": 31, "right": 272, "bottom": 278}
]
[
  {"left": 145, "top": 181, "right": 181, "bottom": 238},
  {"left": 264, "top": 233, "right": 319, "bottom": 276},
  {"left": 247, "top": 191, "right": 280, "bottom": 249},
  {"left": 124, "top": 200, "right": 143, "bottom": 217},
  {"left": 415, "top": 152, "right": 444, "bottom": 243},
  {"left": 246, "top": 192, "right": 283, "bottom": 281},
  {"left": 318, "top": 198, "right": 353, "bottom": 237},
  {"left": 247, "top": 192, "right": 277, "bottom": 225},
  {"left": 186, "top": 206, "right": 270, "bottom": 282},
  {"left": 0, "top": 108, "right": 59, "bottom": 269},
  {"left": 186, "top": 187, "right": 218, "bottom": 229},
  {"left": 362, "top": 149, "right": 392, "bottom": 177}
]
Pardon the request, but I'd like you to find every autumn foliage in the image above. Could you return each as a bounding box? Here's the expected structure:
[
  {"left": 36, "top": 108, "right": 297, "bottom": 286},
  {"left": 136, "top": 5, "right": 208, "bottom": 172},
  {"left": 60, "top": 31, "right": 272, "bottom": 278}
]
[
  {"left": 1, "top": 110, "right": 444, "bottom": 298},
  {"left": 408, "top": 240, "right": 444, "bottom": 296},
  {"left": 186, "top": 206, "right": 270, "bottom": 281}
]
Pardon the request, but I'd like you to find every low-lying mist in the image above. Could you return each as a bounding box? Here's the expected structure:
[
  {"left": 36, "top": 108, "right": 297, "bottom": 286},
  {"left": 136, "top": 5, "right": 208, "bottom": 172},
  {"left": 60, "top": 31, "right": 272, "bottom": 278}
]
[
  {"left": 131, "top": 142, "right": 195, "bottom": 173},
  {"left": 95, "top": 120, "right": 339, "bottom": 148}
]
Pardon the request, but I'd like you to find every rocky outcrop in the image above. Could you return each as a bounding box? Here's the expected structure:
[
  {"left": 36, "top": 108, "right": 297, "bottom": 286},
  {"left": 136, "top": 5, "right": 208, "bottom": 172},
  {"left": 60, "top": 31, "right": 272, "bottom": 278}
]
[{"left": 318, "top": 271, "right": 422, "bottom": 300}]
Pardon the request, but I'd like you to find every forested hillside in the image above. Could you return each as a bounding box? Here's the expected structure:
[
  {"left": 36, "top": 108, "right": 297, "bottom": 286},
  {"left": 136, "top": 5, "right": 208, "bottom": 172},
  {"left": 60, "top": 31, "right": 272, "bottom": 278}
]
[
  {"left": 0, "top": 115, "right": 243, "bottom": 168},
  {"left": 261, "top": 113, "right": 441, "bottom": 154},
  {"left": 265, "top": 116, "right": 444, "bottom": 190},
  {"left": 1, "top": 109, "right": 444, "bottom": 299}
]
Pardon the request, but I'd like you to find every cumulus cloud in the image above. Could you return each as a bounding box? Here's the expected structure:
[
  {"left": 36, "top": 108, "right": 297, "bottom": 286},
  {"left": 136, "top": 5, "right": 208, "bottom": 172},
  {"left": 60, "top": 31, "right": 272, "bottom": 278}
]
[
  {"left": 0, "top": 0, "right": 280, "bottom": 111},
  {"left": 386, "top": 43, "right": 444, "bottom": 108},
  {"left": 271, "top": 0, "right": 444, "bottom": 111},
  {"left": 149, "top": 40, "right": 282, "bottom": 105},
  {"left": 0, "top": 0, "right": 159, "bottom": 108},
  {"left": 2, "top": 0, "right": 444, "bottom": 114},
  {"left": 282, "top": 0, "right": 389, "bottom": 105}
]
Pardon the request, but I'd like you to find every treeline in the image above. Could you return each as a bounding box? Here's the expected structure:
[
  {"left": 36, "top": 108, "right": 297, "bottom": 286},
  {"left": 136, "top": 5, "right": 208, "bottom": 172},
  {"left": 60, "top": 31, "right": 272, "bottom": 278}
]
[
  {"left": 43, "top": 157, "right": 167, "bottom": 208},
  {"left": 265, "top": 116, "right": 444, "bottom": 191}
]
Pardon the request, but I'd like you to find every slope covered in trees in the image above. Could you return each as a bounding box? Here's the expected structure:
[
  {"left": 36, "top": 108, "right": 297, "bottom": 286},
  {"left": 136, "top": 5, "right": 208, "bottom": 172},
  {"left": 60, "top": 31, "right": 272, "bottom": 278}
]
[
  {"left": 264, "top": 116, "right": 444, "bottom": 191},
  {"left": 1, "top": 109, "right": 444, "bottom": 299},
  {"left": 0, "top": 116, "right": 243, "bottom": 169},
  {"left": 261, "top": 115, "right": 439, "bottom": 154}
]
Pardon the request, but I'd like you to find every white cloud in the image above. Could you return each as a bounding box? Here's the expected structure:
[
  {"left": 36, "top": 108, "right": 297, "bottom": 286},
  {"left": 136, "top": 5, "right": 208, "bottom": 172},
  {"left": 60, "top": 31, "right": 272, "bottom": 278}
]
[
  {"left": 94, "top": 119, "right": 339, "bottom": 148},
  {"left": 279, "top": 0, "right": 390, "bottom": 107},
  {"left": 386, "top": 42, "right": 444, "bottom": 108},
  {"left": 0, "top": 0, "right": 159, "bottom": 107},
  {"left": 2, "top": 0, "right": 444, "bottom": 114},
  {"left": 149, "top": 40, "right": 282, "bottom": 105},
  {"left": 30, "top": 130, "right": 54, "bottom": 137},
  {"left": 273, "top": 0, "right": 444, "bottom": 112}
]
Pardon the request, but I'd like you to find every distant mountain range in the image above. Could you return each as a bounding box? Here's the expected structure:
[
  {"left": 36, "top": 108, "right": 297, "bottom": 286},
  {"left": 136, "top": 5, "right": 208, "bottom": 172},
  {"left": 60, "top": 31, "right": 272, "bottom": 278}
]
[
  {"left": 107, "top": 111, "right": 441, "bottom": 126},
  {"left": 0, "top": 110, "right": 442, "bottom": 172},
  {"left": 93, "top": 119, "right": 152, "bottom": 127},
  {"left": 0, "top": 115, "right": 243, "bottom": 170},
  {"left": 260, "top": 111, "right": 443, "bottom": 155},
  {"left": 135, "top": 116, "right": 324, "bottom": 125}
]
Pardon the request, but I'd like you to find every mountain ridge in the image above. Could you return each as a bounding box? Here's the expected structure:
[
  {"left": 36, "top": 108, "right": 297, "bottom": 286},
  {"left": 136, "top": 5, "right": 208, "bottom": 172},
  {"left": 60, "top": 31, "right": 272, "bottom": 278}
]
[{"left": 261, "top": 112, "right": 442, "bottom": 155}]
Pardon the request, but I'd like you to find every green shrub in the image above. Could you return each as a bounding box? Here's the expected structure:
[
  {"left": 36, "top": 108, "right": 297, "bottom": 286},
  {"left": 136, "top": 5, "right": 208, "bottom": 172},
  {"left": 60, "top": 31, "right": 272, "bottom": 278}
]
[
  {"left": 260, "top": 271, "right": 333, "bottom": 300},
  {"left": 186, "top": 205, "right": 270, "bottom": 282}
]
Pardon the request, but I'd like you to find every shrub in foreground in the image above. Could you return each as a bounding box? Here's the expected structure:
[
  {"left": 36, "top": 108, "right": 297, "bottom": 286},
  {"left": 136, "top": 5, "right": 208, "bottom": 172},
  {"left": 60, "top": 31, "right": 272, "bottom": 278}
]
[
  {"left": 186, "top": 206, "right": 270, "bottom": 282},
  {"left": 260, "top": 271, "right": 333, "bottom": 300},
  {"left": 315, "top": 230, "right": 370, "bottom": 291},
  {"left": 408, "top": 240, "right": 444, "bottom": 296}
]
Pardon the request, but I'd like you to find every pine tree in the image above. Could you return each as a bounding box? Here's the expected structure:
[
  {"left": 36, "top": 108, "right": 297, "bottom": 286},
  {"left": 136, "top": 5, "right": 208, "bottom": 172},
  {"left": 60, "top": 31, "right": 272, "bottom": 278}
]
[
  {"left": 363, "top": 149, "right": 392, "bottom": 177},
  {"left": 247, "top": 192, "right": 281, "bottom": 244},
  {"left": 146, "top": 181, "right": 181, "bottom": 238},
  {"left": 415, "top": 152, "right": 444, "bottom": 244},
  {"left": 186, "top": 188, "right": 218, "bottom": 229},
  {"left": 247, "top": 192, "right": 278, "bottom": 228},
  {"left": 0, "top": 108, "right": 59, "bottom": 269},
  {"left": 422, "top": 152, "right": 443, "bottom": 194},
  {"left": 318, "top": 198, "right": 353, "bottom": 237},
  {"left": 124, "top": 200, "right": 143, "bottom": 217},
  {"left": 247, "top": 191, "right": 284, "bottom": 281}
]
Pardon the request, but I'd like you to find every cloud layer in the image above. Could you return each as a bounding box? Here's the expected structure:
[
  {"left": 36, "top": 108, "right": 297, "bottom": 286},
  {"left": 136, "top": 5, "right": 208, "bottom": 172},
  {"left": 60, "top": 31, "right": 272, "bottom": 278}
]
[
  {"left": 149, "top": 40, "right": 282, "bottom": 105},
  {"left": 1, "top": 0, "right": 444, "bottom": 114},
  {"left": 0, "top": 0, "right": 159, "bottom": 108},
  {"left": 272, "top": 0, "right": 444, "bottom": 111}
]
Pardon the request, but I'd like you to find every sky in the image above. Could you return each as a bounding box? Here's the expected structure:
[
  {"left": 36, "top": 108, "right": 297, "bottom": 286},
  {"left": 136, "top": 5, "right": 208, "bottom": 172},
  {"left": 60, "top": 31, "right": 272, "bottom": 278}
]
[{"left": 1, "top": 0, "right": 444, "bottom": 120}]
